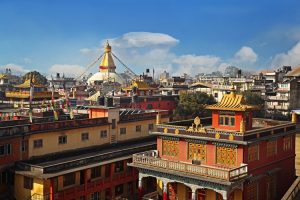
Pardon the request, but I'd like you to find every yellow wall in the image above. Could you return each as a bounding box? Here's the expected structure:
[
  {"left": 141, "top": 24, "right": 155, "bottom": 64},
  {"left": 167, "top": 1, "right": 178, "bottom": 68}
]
[
  {"left": 28, "top": 125, "right": 110, "bottom": 157},
  {"left": 15, "top": 174, "right": 31, "bottom": 200},
  {"left": 14, "top": 174, "right": 44, "bottom": 200},
  {"left": 28, "top": 116, "right": 168, "bottom": 157},
  {"left": 118, "top": 118, "right": 168, "bottom": 141}
]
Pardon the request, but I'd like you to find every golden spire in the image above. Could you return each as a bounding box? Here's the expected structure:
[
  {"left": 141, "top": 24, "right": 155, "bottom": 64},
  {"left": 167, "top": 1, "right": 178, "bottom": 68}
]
[
  {"left": 99, "top": 41, "right": 116, "bottom": 73},
  {"left": 104, "top": 40, "right": 111, "bottom": 53}
]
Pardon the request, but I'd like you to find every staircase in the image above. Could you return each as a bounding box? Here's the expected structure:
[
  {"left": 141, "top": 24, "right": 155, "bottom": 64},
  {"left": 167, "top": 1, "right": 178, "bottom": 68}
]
[{"left": 110, "top": 134, "right": 117, "bottom": 144}]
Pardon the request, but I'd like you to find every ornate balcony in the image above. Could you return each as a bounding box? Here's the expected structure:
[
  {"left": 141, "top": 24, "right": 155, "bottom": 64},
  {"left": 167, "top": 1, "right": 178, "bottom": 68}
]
[{"left": 130, "top": 150, "right": 248, "bottom": 182}]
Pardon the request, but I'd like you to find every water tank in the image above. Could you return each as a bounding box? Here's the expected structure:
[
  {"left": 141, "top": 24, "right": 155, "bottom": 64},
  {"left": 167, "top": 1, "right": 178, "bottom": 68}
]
[{"left": 98, "top": 96, "right": 105, "bottom": 106}]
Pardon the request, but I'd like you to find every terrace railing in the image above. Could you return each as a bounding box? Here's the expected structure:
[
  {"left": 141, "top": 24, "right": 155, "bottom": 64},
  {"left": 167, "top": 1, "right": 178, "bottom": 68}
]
[{"left": 131, "top": 150, "right": 247, "bottom": 182}]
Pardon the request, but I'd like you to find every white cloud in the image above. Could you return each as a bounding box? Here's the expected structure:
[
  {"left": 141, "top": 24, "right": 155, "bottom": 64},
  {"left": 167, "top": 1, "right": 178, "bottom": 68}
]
[
  {"left": 0, "top": 63, "right": 29, "bottom": 75},
  {"left": 106, "top": 32, "right": 179, "bottom": 48},
  {"left": 271, "top": 41, "right": 300, "bottom": 68},
  {"left": 48, "top": 64, "right": 85, "bottom": 77},
  {"left": 234, "top": 46, "right": 258, "bottom": 63},
  {"left": 173, "top": 54, "right": 221, "bottom": 75},
  {"left": 79, "top": 32, "right": 260, "bottom": 77}
]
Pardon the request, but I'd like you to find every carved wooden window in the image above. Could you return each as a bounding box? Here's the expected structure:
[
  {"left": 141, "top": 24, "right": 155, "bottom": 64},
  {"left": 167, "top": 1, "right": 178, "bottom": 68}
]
[
  {"left": 266, "top": 140, "right": 277, "bottom": 157},
  {"left": 216, "top": 146, "right": 237, "bottom": 166},
  {"left": 283, "top": 136, "right": 292, "bottom": 151},
  {"left": 162, "top": 140, "right": 179, "bottom": 157},
  {"left": 188, "top": 143, "right": 206, "bottom": 161},
  {"left": 247, "top": 182, "right": 258, "bottom": 200},
  {"left": 248, "top": 144, "right": 259, "bottom": 162}
]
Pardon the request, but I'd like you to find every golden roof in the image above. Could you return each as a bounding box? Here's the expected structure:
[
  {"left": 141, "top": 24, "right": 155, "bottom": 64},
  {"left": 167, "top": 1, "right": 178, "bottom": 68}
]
[
  {"left": 206, "top": 91, "right": 257, "bottom": 111},
  {"left": 123, "top": 80, "right": 155, "bottom": 91},
  {"left": 85, "top": 91, "right": 101, "bottom": 101},
  {"left": 99, "top": 41, "right": 116, "bottom": 73},
  {"left": 15, "top": 75, "right": 46, "bottom": 88},
  {"left": 0, "top": 74, "right": 7, "bottom": 79}
]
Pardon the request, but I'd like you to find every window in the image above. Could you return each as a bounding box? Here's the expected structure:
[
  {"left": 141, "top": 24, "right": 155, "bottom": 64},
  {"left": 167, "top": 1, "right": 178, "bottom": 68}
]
[
  {"left": 100, "top": 130, "right": 108, "bottom": 138},
  {"left": 216, "top": 146, "right": 237, "bottom": 166},
  {"left": 115, "top": 184, "right": 124, "bottom": 196},
  {"left": 58, "top": 135, "right": 67, "bottom": 144},
  {"left": 91, "top": 192, "right": 100, "bottom": 200},
  {"left": 248, "top": 144, "right": 259, "bottom": 162},
  {"left": 218, "top": 115, "right": 235, "bottom": 126},
  {"left": 266, "top": 140, "right": 277, "bottom": 157},
  {"left": 283, "top": 136, "right": 292, "bottom": 151},
  {"left": 81, "top": 132, "right": 89, "bottom": 141},
  {"left": 91, "top": 166, "right": 101, "bottom": 179},
  {"left": 63, "top": 172, "right": 75, "bottom": 187},
  {"left": 247, "top": 182, "right": 258, "bottom": 200},
  {"left": 136, "top": 125, "right": 141, "bottom": 132},
  {"left": 33, "top": 139, "right": 43, "bottom": 148},
  {"left": 24, "top": 176, "right": 33, "bottom": 190},
  {"left": 112, "top": 119, "right": 116, "bottom": 129},
  {"left": 115, "top": 161, "right": 124, "bottom": 173},
  {"left": 22, "top": 141, "right": 28, "bottom": 152},
  {"left": 120, "top": 128, "right": 126, "bottom": 135},
  {"left": 148, "top": 124, "right": 154, "bottom": 131},
  {"left": 188, "top": 143, "right": 206, "bottom": 161},
  {"left": 162, "top": 140, "right": 179, "bottom": 157},
  {"left": 214, "top": 93, "right": 218, "bottom": 98},
  {"left": 0, "top": 144, "right": 11, "bottom": 156}
]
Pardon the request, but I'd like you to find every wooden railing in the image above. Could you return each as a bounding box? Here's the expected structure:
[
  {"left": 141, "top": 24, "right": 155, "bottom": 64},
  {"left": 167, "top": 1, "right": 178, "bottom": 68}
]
[
  {"left": 132, "top": 151, "right": 248, "bottom": 182},
  {"left": 281, "top": 177, "right": 300, "bottom": 200}
]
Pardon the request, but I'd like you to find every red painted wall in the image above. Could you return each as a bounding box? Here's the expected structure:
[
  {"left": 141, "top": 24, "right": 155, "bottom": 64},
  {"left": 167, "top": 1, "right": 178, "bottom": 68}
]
[
  {"left": 212, "top": 111, "right": 253, "bottom": 131},
  {"left": 121, "top": 100, "right": 177, "bottom": 112},
  {"left": 243, "top": 134, "right": 295, "bottom": 199}
]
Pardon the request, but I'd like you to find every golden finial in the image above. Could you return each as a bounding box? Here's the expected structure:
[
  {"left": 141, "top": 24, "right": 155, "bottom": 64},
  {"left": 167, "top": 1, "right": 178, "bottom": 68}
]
[
  {"left": 104, "top": 40, "right": 111, "bottom": 53},
  {"left": 292, "top": 112, "right": 297, "bottom": 123},
  {"left": 230, "top": 83, "right": 236, "bottom": 98}
]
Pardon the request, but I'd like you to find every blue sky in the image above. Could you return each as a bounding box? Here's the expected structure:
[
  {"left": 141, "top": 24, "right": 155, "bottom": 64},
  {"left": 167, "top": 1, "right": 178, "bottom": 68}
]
[{"left": 1, "top": 0, "right": 300, "bottom": 77}]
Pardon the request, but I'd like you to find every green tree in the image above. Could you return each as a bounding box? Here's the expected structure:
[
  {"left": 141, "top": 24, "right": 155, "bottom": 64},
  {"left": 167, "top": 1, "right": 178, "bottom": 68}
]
[
  {"left": 242, "top": 91, "right": 265, "bottom": 117},
  {"left": 174, "top": 92, "right": 216, "bottom": 119},
  {"left": 21, "top": 71, "right": 48, "bottom": 85}
]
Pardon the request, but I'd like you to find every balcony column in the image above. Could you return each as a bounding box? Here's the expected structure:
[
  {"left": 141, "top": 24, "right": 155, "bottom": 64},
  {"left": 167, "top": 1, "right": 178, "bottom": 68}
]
[
  {"left": 138, "top": 177, "right": 143, "bottom": 200},
  {"left": 216, "top": 190, "right": 228, "bottom": 200},
  {"left": 49, "top": 178, "right": 54, "bottom": 200},
  {"left": 84, "top": 169, "right": 88, "bottom": 199},
  {"left": 191, "top": 187, "right": 197, "bottom": 200},
  {"left": 162, "top": 181, "right": 168, "bottom": 200}
]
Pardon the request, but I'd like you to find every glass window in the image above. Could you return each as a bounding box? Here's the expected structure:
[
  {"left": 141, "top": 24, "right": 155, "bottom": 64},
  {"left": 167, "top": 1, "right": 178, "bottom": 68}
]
[
  {"left": 91, "top": 166, "right": 101, "bottom": 179},
  {"left": 100, "top": 130, "right": 108, "bottom": 138},
  {"left": 248, "top": 144, "right": 259, "bottom": 162},
  {"left": 136, "top": 125, "right": 141, "bottom": 132},
  {"left": 267, "top": 140, "right": 277, "bottom": 157},
  {"left": 33, "top": 139, "right": 43, "bottom": 148},
  {"left": 91, "top": 192, "right": 100, "bottom": 200},
  {"left": 58, "top": 135, "right": 67, "bottom": 144},
  {"left": 115, "top": 184, "right": 124, "bottom": 196},
  {"left": 283, "top": 136, "right": 292, "bottom": 151},
  {"left": 115, "top": 161, "right": 124, "bottom": 173},
  {"left": 22, "top": 141, "right": 28, "bottom": 152},
  {"left": 81, "top": 133, "right": 89, "bottom": 141},
  {"left": 120, "top": 128, "right": 126, "bottom": 135},
  {"left": 112, "top": 119, "right": 116, "bottom": 129},
  {"left": 148, "top": 124, "right": 154, "bottom": 131},
  {"left": 63, "top": 172, "right": 75, "bottom": 187},
  {"left": 24, "top": 176, "right": 33, "bottom": 190}
]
